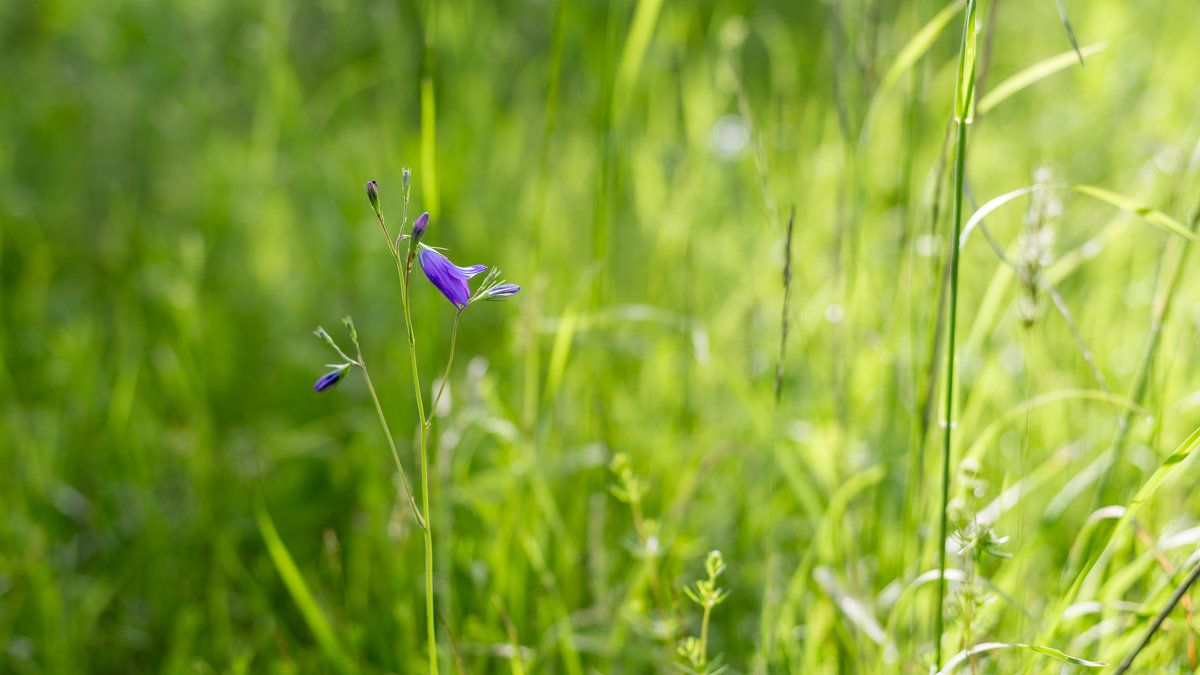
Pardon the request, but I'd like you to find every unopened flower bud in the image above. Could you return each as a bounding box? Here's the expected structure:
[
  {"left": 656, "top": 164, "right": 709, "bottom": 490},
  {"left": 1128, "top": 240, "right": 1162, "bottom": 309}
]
[
  {"left": 412, "top": 212, "right": 429, "bottom": 243},
  {"left": 366, "top": 181, "right": 381, "bottom": 216},
  {"left": 402, "top": 169, "right": 411, "bottom": 191},
  {"left": 314, "top": 364, "right": 351, "bottom": 392}
]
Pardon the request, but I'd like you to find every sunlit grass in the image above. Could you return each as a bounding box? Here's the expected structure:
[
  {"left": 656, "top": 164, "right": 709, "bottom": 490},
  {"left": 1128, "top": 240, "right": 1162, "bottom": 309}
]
[{"left": 3, "top": 0, "right": 1200, "bottom": 673}]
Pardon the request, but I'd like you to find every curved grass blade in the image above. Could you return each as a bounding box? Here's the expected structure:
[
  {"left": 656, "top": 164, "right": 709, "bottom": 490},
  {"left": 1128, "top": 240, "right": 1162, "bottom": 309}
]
[
  {"left": 960, "top": 184, "right": 1197, "bottom": 250},
  {"left": 977, "top": 42, "right": 1107, "bottom": 115},
  {"left": 255, "top": 502, "right": 355, "bottom": 674},
  {"left": 1071, "top": 184, "right": 1197, "bottom": 241},
  {"left": 1035, "top": 425, "right": 1200, "bottom": 649},
  {"left": 860, "top": 0, "right": 965, "bottom": 146},
  {"left": 937, "top": 642, "right": 1106, "bottom": 674},
  {"left": 959, "top": 185, "right": 1040, "bottom": 247},
  {"left": 962, "top": 389, "right": 1149, "bottom": 463}
]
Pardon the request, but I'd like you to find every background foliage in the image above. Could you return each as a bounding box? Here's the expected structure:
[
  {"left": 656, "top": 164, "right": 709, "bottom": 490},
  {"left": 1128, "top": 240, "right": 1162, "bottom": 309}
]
[{"left": 3, "top": 0, "right": 1200, "bottom": 672}]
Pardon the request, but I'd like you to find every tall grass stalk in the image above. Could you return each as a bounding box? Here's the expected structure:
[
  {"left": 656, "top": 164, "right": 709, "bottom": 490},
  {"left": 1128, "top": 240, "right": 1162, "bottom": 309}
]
[{"left": 935, "top": 0, "right": 977, "bottom": 668}]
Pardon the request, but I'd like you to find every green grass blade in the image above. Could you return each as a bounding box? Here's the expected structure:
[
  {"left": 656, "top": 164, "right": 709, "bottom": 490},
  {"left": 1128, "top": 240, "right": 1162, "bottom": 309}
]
[
  {"left": 861, "top": 0, "right": 965, "bottom": 145},
  {"left": 1036, "top": 425, "right": 1200, "bottom": 647},
  {"left": 1055, "top": 0, "right": 1086, "bottom": 65},
  {"left": 953, "top": 0, "right": 977, "bottom": 121},
  {"left": 1070, "top": 184, "right": 1197, "bottom": 241},
  {"left": 961, "top": 183, "right": 1197, "bottom": 249},
  {"left": 612, "top": 0, "right": 663, "bottom": 122},
  {"left": 255, "top": 502, "right": 355, "bottom": 674},
  {"left": 959, "top": 185, "right": 1039, "bottom": 248},
  {"left": 962, "top": 389, "right": 1150, "bottom": 464},
  {"left": 938, "top": 642, "right": 1106, "bottom": 673},
  {"left": 977, "top": 42, "right": 1107, "bottom": 114}
]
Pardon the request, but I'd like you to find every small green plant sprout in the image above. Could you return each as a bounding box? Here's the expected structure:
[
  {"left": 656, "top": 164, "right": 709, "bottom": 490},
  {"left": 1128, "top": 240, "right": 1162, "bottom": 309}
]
[
  {"left": 946, "top": 460, "right": 1010, "bottom": 675},
  {"left": 609, "top": 453, "right": 667, "bottom": 560},
  {"left": 608, "top": 452, "right": 646, "bottom": 506},
  {"left": 608, "top": 453, "right": 678, "bottom": 644},
  {"left": 676, "top": 550, "right": 730, "bottom": 674}
]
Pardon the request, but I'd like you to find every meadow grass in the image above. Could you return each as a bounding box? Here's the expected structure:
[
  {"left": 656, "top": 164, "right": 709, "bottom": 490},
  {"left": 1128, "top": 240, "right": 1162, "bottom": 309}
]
[{"left": 3, "top": 0, "right": 1200, "bottom": 673}]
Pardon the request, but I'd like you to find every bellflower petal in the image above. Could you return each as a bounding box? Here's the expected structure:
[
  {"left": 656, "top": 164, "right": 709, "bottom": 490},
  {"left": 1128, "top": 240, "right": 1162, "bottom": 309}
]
[{"left": 418, "top": 247, "right": 487, "bottom": 308}]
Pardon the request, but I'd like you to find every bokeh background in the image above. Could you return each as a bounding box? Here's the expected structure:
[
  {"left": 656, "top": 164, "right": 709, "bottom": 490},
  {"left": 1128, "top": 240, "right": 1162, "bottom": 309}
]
[{"left": 4, "top": 0, "right": 1200, "bottom": 672}]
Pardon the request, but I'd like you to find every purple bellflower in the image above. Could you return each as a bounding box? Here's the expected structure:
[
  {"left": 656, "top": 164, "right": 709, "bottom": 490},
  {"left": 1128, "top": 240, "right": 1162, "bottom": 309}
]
[{"left": 418, "top": 246, "right": 487, "bottom": 309}]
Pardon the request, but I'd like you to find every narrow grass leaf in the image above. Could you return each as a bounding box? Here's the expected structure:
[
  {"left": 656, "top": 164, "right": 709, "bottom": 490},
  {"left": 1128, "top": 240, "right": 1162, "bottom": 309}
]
[
  {"left": 977, "top": 42, "right": 1107, "bottom": 114},
  {"left": 613, "top": 0, "right": 663, "bottom": 122},
  {"left": 938, "top": 642, "right": 1106, "bottom": 673},
  {"left": 962, "top": 184, "right": 1196, "bottom": 249},
  {"left": 254, "top": 502, "right": 355, "bottom": 675},
  {"left": 963, "top": 389, "right": 1149, "bottom": 463},
  {"left": 421, "top": 77, "right": 439, "bottom": 217},
  {"left": 1071, "top": 184, "right": 1197, "bottom": 241},
  {"left": 953, "top": 0, "right": 977, "bottom": 121},
  {"left": 861, "top": 0, "right": 965, "bottom": 144},
  {"left": 1055, "top": 0, "right": 1086, "bottom": 65},
  {"left": 1037, "top": 424, "right": 1200, "bottom": 646}
]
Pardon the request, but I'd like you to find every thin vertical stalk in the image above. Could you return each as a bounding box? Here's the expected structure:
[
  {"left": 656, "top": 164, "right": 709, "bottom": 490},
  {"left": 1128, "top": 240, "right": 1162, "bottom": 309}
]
[
  {"left": 1114, "top": 558, "right": 1200, "bottom": 674},
  {"left": 934, "top": 118, "right": 967, "bottom": 667},
  {"left": 402, "top": 271, "right": 437, "bottom": 675},
  {"left": 359, "top": 364, "right": 424, "bottom": 529},
  {"left": 428, "top": 311, "right": 462, "bottom": 425},
  {"left": 936, "top": 1, "right": 976, "bottom": 668},
  {"left": 382, "top": 177, "right": 439, "bottom": 675}
]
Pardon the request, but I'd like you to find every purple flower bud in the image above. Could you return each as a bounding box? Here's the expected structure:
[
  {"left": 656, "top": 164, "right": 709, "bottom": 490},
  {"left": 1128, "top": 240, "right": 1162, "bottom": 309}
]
[
  {"left": 314, "top": 370, "right": 343, "bottom": 392},
  {"left": 314, "top": 364, "right": 351, "bottom": 392},
  {"left": 366, "top": 181, "right": 381, "bottom": 215},
  {"left": 412, "top": 212, "right": 429, "bottom": 242},
  {"left": 417, "top": 247, "right": 487, "bottom": 309},
  {"left": 402, "top": 169, "right": 411, "bottom": 191},
  {"left": 483, "top": 284, "right": 521, "bottom": 301}
]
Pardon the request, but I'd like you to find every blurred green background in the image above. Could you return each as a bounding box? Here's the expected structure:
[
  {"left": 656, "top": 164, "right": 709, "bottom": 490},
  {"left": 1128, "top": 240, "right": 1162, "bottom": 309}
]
[{"left": 4, "top": 0, "right": 1200, "bottom": 672}]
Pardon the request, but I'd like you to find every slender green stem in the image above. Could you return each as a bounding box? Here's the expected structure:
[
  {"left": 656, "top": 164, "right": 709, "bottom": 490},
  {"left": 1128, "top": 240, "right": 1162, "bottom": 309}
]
[
  {"left": 427, "top": 311, "right": 461, "bottom": 426},
  {"left": 936, "top": 113, "right": 970, "bottom": 674},
  {"left": 358, "top": 361, "right": 424, "bottom": 530},
  {"left": 937, "top": 1, "right": 976, "bottom": 665},
  {"left": 400, "top": 252, "right": 438, "bottom": 675},
  {"left": 376, "top": 211, "right": 407, "bottom": 288},
  {"left": 699, "top": 603, "right": 713, "bottom": 667},
  {"left": 379, "top": 179, "right": 437, "bottom": 675}
]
